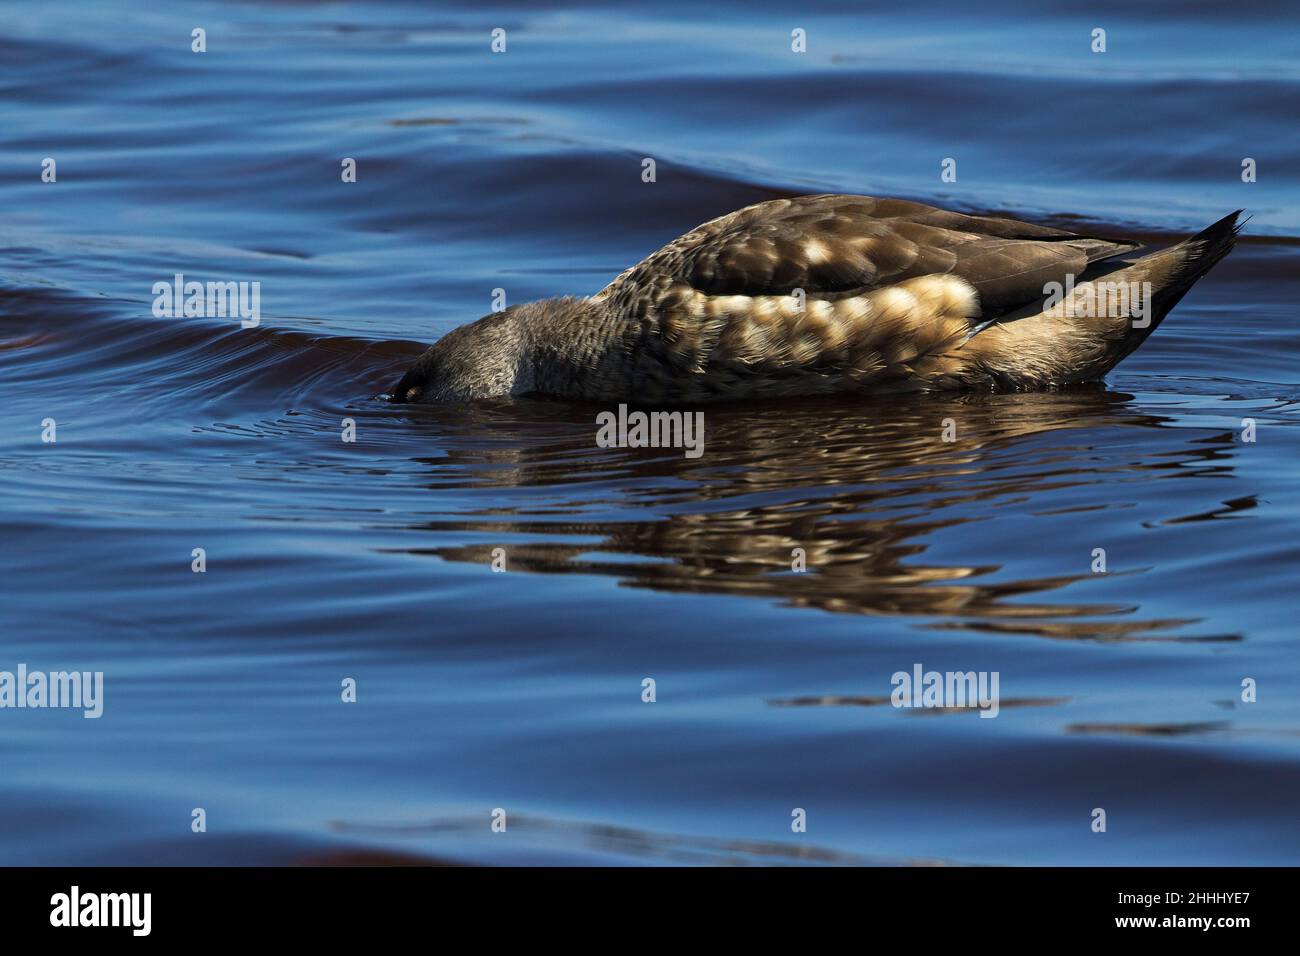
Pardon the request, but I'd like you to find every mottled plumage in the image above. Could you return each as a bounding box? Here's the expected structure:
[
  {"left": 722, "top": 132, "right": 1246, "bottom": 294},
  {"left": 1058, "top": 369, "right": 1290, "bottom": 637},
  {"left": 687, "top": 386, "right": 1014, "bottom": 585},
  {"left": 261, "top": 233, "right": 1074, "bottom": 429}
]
[{"left": 391, "top": 195, "right": 1241, "bottom": 404}]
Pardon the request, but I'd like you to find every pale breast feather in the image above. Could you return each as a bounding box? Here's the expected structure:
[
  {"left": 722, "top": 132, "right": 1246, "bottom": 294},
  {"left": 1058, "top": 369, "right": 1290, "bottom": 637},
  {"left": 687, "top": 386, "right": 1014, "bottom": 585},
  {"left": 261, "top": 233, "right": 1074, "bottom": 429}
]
[{"left": 595, "top": 194, "right": 1137, "bottom": 380}]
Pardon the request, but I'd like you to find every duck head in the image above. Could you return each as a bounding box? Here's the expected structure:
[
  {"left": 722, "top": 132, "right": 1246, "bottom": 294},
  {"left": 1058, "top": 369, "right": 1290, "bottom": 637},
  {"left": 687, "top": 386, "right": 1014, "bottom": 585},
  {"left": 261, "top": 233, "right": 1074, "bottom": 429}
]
[{"left": 389, "top": 305, "right": 531, "bottom": 403}]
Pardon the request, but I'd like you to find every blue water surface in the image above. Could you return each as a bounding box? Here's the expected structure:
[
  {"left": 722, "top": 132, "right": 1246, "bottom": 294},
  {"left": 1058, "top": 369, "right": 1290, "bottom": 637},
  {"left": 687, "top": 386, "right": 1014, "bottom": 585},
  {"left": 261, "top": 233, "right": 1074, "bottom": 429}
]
[{"left": 1, "top": 0, "right": 1298, "bottom": 865}]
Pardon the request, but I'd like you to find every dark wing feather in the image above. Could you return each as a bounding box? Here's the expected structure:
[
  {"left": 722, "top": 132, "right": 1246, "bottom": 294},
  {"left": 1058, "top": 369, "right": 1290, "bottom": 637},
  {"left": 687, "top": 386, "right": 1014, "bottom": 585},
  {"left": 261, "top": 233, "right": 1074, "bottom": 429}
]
[{"left": 598, "top": 194, "right": 1139, "bottom": 319}]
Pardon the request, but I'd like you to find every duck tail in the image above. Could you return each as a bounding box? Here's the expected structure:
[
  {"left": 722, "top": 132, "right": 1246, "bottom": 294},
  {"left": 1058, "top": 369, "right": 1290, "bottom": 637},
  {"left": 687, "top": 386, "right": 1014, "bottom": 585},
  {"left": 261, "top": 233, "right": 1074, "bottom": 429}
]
[{"left": 955, "top": 211, "right": 1243, "bottom": 388}]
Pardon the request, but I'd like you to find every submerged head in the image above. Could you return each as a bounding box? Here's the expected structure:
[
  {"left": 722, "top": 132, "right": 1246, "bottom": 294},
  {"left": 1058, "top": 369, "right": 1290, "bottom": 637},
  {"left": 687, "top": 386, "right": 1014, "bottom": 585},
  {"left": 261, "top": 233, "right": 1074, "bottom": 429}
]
[
  {"left": 390, "top": 305, "right": 532, "bottom": 403},
  {"left": 389, "top": 297, "right": 602, "bottom": 403}
]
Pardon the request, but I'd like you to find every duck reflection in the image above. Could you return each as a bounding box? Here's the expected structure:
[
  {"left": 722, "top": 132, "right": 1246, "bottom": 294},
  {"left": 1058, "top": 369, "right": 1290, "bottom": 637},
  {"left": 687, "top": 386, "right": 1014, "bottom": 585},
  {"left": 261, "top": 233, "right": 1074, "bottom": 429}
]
[{"left": 382, "top": 388, "right": 1247, "bottom": 641}]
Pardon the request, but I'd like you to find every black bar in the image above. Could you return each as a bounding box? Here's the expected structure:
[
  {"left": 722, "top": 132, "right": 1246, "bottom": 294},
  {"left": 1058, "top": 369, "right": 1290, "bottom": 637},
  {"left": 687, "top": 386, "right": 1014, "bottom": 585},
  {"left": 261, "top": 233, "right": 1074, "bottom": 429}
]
[{"left": 0, "top": 866, "right": 1279, "bottom": 941}]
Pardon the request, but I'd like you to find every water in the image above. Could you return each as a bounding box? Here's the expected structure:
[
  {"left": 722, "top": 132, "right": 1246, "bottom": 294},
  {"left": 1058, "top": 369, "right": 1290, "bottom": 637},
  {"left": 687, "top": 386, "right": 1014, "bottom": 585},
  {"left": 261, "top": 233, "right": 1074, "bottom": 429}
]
[{"left": 2, "top": 0, "right": 1298, "bottom": 865}]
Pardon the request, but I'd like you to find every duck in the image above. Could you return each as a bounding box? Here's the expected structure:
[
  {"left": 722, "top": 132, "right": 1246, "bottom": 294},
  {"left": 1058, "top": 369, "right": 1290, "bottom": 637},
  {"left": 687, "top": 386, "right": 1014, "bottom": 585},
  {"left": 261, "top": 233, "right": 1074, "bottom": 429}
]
[{"left": 389, "top": 195, "right": 1241, "bottom": 404}]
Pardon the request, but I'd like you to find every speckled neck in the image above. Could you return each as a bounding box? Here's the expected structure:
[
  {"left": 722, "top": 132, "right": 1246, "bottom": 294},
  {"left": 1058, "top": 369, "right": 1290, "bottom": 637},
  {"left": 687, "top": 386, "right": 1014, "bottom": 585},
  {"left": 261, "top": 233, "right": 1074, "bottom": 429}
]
[{"left": 519, "top": 297, "right": 632, "bottom": 400}]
